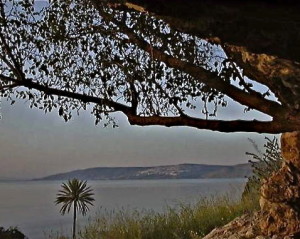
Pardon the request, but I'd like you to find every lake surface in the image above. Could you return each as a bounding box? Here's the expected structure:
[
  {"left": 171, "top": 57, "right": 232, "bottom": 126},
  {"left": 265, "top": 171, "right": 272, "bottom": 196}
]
[{"left": 0, "top": 179, "right": 246, "bottom": 239}]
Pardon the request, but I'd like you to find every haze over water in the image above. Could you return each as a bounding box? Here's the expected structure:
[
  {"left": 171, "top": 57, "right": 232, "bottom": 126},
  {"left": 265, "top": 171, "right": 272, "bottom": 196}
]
[{"left": 0, "top": 178, "right": 246, "bottom": 239}]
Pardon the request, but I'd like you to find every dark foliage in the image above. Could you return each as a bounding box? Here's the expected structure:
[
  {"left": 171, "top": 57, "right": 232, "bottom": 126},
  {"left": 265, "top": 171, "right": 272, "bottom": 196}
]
[
  {"left": 0, "top": 227, "right": 28, "bottom": 239},
  {"left": 243, "top": 137, "right": 283, "bottom": 200}
]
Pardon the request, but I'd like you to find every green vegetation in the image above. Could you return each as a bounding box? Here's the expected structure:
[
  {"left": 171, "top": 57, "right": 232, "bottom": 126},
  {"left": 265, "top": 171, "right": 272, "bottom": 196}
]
[
  {"left": 55, "top": 179, "right": 95, "bottom": 239},
  {"left": 243, "top": 137, "right": 282, "bottom": 201},
  {"left": 51, "top": 194, "right": 258, "bottom": 239}
]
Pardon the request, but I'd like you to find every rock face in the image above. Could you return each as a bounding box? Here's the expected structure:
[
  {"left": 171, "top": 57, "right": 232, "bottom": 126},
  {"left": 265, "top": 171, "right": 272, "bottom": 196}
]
[
  {"left": 203, "top": 214, "right": 256, "bottom": 239},
  {"left": 259, "top": 132, "right": 300, "bottom": 237},
  {"left": 203, "top": 132, "right": 300, "bottom": 239},
  {"left": 202, "top": 212, "right": 293, "bottom": 239},
  {"left": 202, "top": 213, "right": 260, "bottom": 239}
]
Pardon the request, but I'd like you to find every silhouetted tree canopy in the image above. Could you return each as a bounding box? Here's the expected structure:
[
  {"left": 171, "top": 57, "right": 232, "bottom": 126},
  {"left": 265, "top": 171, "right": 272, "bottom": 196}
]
[{"left": 0, "top": 0, "right": 299, "bottom": 133}]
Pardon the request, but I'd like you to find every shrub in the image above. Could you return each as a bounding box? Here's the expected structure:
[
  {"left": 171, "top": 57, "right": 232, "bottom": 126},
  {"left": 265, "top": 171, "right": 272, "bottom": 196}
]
[
  {"left": 243, "top": 137, "right": 283, "bottom": 201},
  {"left": 0, "top": 226, "right": 28, "bottom": 239}
]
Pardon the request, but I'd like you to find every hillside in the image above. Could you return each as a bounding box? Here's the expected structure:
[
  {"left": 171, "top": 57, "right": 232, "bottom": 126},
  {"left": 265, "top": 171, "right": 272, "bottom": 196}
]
[{"left": 37, "top": 163, "right": 252, "bottom": 180}]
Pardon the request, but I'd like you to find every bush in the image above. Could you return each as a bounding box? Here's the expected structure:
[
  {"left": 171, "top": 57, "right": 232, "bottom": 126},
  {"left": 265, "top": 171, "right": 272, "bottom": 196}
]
[
  {"left": 243, "top": 137, "right": 283, "bottom": 201},
  {"left": 0, "top": 227, "right": 28, "bottom": 239}
]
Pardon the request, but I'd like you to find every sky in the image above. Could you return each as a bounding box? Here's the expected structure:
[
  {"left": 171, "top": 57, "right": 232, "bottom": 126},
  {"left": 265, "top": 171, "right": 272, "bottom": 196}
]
[{"left": 0, "top": 98, "right": 277, "bottom": 179}]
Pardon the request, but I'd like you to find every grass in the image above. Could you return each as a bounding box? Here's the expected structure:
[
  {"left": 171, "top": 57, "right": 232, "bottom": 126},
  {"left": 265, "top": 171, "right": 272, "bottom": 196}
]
[{"left": 51, "top": 194, "right": 259, "bottom": 239}]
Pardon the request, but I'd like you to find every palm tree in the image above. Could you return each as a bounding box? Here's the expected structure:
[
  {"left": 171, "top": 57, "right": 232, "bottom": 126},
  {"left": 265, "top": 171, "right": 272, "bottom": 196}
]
[{"left": 55, "top": 178, "right": 95, "bottom": 239}]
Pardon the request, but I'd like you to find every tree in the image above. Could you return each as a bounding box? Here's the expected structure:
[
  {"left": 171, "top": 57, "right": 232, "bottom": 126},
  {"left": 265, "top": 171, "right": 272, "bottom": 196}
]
[
  {"left": 55, "top": 179, "right": 95, "bottom": 239},
  {"left": 1, "top": 0, "right": 300, "bottom": 237}
]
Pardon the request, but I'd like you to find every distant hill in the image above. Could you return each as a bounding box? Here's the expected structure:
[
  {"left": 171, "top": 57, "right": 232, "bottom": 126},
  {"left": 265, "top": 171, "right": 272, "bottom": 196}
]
[{"left": 36, "top": 163, "right": 252, "bottom": 180}]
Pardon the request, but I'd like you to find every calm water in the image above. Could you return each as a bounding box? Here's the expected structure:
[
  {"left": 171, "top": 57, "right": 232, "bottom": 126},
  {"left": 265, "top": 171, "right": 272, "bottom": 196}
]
[{"left": 0, "top": 179, "right": 246, "bottom": 239}]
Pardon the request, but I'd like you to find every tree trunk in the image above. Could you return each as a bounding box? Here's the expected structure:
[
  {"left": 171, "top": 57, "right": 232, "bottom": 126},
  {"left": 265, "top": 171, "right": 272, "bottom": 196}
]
[
  {"left": 73, "top": 202, "right": 77, "bottom": 239},
  {"left": 260, "top": 131, "right": 300, "bottom": 237}
]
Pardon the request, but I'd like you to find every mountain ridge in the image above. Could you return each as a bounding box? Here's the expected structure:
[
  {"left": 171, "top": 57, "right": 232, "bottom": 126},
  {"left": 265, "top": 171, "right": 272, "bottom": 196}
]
[{"left": 36, "top": 163, "right": 252, "bottom": 180}]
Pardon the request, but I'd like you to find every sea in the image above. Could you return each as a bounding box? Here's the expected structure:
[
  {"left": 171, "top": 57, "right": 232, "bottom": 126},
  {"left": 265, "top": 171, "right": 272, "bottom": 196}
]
[{"left": 0, "top": 178, "right": 247, "bottom": 239}]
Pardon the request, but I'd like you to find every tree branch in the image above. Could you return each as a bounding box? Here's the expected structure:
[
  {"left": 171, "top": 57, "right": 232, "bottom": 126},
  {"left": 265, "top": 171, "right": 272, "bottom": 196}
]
[
  {"left": 1, "top": 74, "right": 298, "bottom": 133},
  {"left": 128, "top": 78, "right": 138, "bottom": 114},
  {"left": 0, "top": 54, "right": 21, "bottom": 79},
  {"left": 127, "top": 115, "right": 298, "bottom": 133},
  {"left": 0, "top": 32, "right": 24, "bottom": 80},
  {"left": 224, "top": 44, "right": 300, "bottom": 110},
  {"left": 0, "top": 82, "right": 21, "bottom": 90},
  {"left": 0, "top": 75, "right": 133, "bottom": 114},
  {"left": 93, "top": 3, "right": 285, "bottom": 118}
]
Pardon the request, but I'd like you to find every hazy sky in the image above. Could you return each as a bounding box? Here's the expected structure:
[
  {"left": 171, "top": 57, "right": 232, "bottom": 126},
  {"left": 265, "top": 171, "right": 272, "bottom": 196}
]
[{"left": 0, "top": 98, "right": 277, "bottom": 179}]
